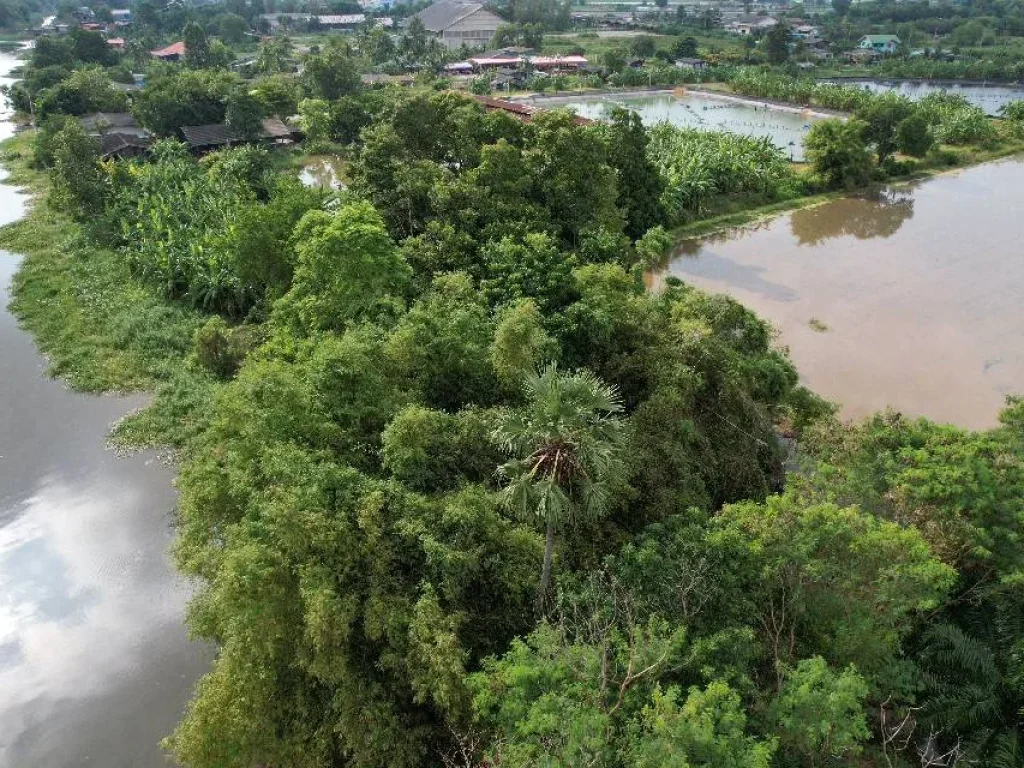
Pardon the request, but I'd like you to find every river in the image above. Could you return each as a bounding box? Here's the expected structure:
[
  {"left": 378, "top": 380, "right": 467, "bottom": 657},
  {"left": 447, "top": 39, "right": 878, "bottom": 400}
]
[
  {"left": 657, "top": 159, "right": 1024, "bottom": 429},
  {"left": 0, "top": 50, "right": 208, "bottom": 766}
]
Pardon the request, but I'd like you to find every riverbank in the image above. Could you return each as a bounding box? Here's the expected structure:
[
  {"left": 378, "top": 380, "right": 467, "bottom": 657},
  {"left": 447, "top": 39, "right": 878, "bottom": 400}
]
[
  {"left": 0, "top": 54, "right": 210, "bottom": 767},
  {"left": 0, "top": 132, "right": 213, "bottom": 448}
]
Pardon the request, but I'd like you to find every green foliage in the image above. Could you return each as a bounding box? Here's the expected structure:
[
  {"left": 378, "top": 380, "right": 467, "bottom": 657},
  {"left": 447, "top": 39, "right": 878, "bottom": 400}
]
[
  {"left": 629, "top": 683, "right": 776, "bottom": 767},
  {"left": 712, "top": 493, "right": 955, "bottom": 683},
  {"left": 769, "top": 657, "right": 870, "bottom": 765},
  {"left": 302, "top": 42, "right": 361, "bottom": 100},
  {"left": 855, "top": 92, "right": 915, "bottom": 162},
  {"left": 804, "top": 119, "right": 874, "bottom": 190},
  {"left": 764, "top": 23, "right": 792, "bottom": 64},
  {"left": 36, "top": 66, "right": 128, "bottom": 117},
  {"left": 191, "top": 316, "right": 254, "bottom": 379},
  {"left": 224, "top": 88, "right": 264, "bottom": 142},
  {"left": 490, "top": 300, "right": 559, "bottom": 388},
  {"left": 918, "top": 92, "right": 997, "bottom": 145},
  {"left": 133, "top": 69, "right": 239, "bottom": 135},
  {"left": 647, "top": 122, "right": 795, "bottom": 219},
  {"left": 274, "top": 203, "right": 410, "bottom": 335},
  {"left": 48, "top": 119, "right": 106, "bottom": 219},
  {"left": 604, "top": 107, "right": 665, "bottom": 240},
  {"left": 896, "top": 111, "right": 934, "bottom": 157}
]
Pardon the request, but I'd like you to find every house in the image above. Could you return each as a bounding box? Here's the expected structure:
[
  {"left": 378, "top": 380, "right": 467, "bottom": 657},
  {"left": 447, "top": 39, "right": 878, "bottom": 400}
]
[
  {"left": 472, "top": 95, "right": 595, "bottom": 126},
  {"left": 463, "top": 54, "right": 588, "bottom": 72},
  {"left": 111, "top": 8, "right": 132, "bottom": 24},
  {"left": 858, "top": 34, "right": 900, "bottom": 54},
  {"left": 408, "top": 0, "right": 505, "bottom": 50},
  {"left": 726, "top": 15, "right": 777, "bottom": 35},
  {"left": 178, "top": 118, "right": 299, "bottom": 153},
  {"left": 151, "top": 41, "right": 185, "bottom": 61},
  {"left": 106, "top": 37, "right": 125, "bottom": 49},
  {"left": 316, "top": 14, "right": 365, "bottom": 30},
  {"left": 99, "top": 132, "right": 151, "bottom": 159},
  {"left": 78, "top": 112, "right": 152, "bottom": 159},
  {"left": 675, "top": 57, "right": 708, "bottom": 70}
]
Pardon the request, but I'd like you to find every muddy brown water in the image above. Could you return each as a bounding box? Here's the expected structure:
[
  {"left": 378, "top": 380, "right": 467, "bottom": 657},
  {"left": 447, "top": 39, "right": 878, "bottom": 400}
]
[
  {"left": 655, "top": 160, "right": 1024, "bottom": 429},
  {"left": 0, "top": 50, "right": 209, "bottom": 766}
]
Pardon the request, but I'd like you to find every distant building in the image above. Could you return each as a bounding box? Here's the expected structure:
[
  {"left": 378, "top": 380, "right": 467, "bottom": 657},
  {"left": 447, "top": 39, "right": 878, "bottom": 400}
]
[
  {"left": 675, "top": 57, "right": 708, "bottom": 70},
  {"left": 858, "top": 34, "right": 900, "bottom": 54},
  {"left": 111, "top": 8, "right": 132, "bottom": 24},
  {"left": 106, "top": 37, "right": 125, "bottom": 49},
  {"left": 726, "top": 16, "right": 777, "bottom": 35},
  {"left": 407, "top": 0, "right": 505, "bottom": 50},
  {"left": 316, "top": 14, "right": 366, "bottom": 29},
  {"left": 151, "top": 41, "right": 185, "bottom": 61}
]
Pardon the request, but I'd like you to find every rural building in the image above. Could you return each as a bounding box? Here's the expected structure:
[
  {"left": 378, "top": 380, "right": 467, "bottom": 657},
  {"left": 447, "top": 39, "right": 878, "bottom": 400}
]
[
  {"left": 858, "top": 34, "right": 900, "bottom": 54},
  {"left": 151, "top": 41, "right": 185, "bottom": 61},
  {"left": 178, "top": 118, "right": 298, "bottom": 153},
  {"left": 456, "top": 54, "right": 589, "bottom": 72},
  {"left": 472, "top": 95, "right": 595, "bottom": 126},
  {"left": 408, "top": 0, "right": 505, "bottom": 50},
  {"left": 675, "top": 57, "right": 708, "bottom": 70},
  {"left": 726, "top": 16, "right": 777, "bottom": 35},
  {"left": 78, "top": 112, "right": 152, "bottom": 159},
  {"left": 111, "top": 8, "right": 131, "bottom": 24}
]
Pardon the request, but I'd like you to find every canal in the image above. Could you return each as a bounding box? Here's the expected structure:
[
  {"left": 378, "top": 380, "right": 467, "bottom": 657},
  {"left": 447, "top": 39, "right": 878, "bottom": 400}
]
[
  {"left": 0, "top": 50, "right": 209, "bottom": 766},
  {"left": 657, "top": 159, "right": 1024, "bottom": 429}
]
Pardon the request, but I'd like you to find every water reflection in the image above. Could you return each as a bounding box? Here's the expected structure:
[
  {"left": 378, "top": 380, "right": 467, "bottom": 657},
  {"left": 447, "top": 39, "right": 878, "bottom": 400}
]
[
  {"left": 658, "top": 158, "right": 1024, "bottom": 429},
  {"left": 299, "top": 154, "right": 347, "bottom": 189},
  {"left": 790, "top": 188, "right": 915, "bottom": 246},
  {"left": 0, "top": 46, "right": 209, "bottom": 767}
]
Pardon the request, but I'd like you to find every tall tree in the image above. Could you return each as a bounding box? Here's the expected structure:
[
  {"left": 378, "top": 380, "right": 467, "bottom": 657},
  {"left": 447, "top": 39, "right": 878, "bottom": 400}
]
[
  {"left": 492, "top": 364, "right": 625, "bottom": 609},
  {"left": 184, "top": 21, "right": 212, "bottom": 69},
  {"left": 605, "top": 106, "right": 664, "bottom": 240}
]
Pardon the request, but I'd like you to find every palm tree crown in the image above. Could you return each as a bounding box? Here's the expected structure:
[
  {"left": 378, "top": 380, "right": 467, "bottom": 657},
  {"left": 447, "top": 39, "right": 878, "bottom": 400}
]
[{"left": 492, "top": 363, "right": 625, "bottom": 609}]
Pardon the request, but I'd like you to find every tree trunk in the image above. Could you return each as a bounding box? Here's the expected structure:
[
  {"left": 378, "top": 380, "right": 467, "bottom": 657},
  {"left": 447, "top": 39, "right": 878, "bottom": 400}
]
[{"left": 537, "top": 522, "right": 555, "bottom": 614}]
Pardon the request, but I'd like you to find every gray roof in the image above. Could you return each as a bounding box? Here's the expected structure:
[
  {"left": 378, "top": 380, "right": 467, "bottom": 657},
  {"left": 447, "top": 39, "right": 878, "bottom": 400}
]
[
  {"left": 99, "top": 132, "right": 151, "bottom": 157},
  {"left": 179, "top": 118, "right": 296, "bottom": 148},
  {"left": 79, "top": 112, "right": 138, "bottom": 131},
  {"left": 411, "top": 0, "right": 499, "bottom": 32}
]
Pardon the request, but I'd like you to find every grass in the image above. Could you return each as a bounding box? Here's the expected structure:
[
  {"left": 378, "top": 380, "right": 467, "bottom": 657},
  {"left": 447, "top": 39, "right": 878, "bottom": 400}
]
[
  {"left": 808, "top": 317, "right": 829, "bottom": 333},
  {"left": 0, "top": 132, "right": 217, "bottom": 448}
]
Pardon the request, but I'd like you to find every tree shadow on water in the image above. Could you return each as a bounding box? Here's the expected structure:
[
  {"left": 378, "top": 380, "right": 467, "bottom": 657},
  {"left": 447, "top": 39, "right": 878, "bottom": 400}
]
[{"left": 790, "top": 188, "right": 915, "bottom": 246}]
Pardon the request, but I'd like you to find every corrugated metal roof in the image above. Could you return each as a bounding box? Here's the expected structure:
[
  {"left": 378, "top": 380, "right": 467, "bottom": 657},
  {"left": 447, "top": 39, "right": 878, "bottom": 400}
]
[
  {"left": 151, "top": 41, "right": 185, "bottom": 57},
  {"left": 318, "top": 13, "right": 365, "bottom": 24},
  {"left": 179, "top": 118, "right": 296, "bottom": 148},
  {"left": 412, "top": 0, "right": 496, "bottom": 32},
  {"left": 79, "top": 112, "right": 139, "bottom": 131},
  {"left": 180, "top": 123, "right": 234, "bottom": 147}
]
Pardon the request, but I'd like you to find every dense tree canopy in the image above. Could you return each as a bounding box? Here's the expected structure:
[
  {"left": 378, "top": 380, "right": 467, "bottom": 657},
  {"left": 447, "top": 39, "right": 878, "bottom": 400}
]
[{"left": 22, "top": 63, "right": 1024, "bottom": 768}]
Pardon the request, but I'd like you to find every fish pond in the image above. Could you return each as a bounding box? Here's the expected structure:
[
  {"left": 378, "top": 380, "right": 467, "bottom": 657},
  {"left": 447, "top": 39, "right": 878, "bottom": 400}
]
[
  {"left": 548, "top": 91, "right": 827, "bottom": 160},
  {"left": 655, "top": 158, "right": 1024, "bottom": 429}
]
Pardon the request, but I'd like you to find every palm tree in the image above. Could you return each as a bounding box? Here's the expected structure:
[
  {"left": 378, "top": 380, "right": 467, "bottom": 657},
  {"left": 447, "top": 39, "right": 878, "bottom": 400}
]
[{"left": 492, "top": 363, "right": 625, "bottom": 612}]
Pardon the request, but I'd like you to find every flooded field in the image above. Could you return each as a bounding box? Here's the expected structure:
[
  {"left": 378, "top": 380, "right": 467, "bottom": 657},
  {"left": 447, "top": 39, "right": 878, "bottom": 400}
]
[
  {"left": 831, "top": 79, "right": 1024, "bottom": 115},
  {"left": 656, "top": 158, "right": 1024, "bottom": 429},
  {"left": 299, "top": 154, "right": 347, "bottom": 189},
  {"left": 0, "top": 49, "right": 209, "bottom": 766},
  {"left": 553, "top": 91, "right": 824, "bottom": 160}
]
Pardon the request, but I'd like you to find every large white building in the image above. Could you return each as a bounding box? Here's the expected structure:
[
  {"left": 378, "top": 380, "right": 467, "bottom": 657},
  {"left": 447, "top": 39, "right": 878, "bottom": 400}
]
[{"left": 409, "top": 0, "right": 505, "bottom": 50}]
